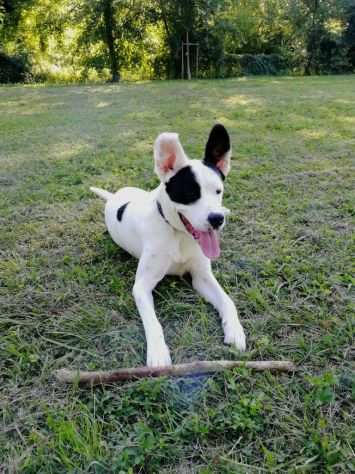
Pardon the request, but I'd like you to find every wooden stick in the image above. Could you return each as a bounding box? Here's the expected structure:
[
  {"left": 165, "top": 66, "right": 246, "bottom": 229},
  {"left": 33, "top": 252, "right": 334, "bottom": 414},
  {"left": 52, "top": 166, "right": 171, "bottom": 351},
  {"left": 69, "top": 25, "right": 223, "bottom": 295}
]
[{"left": 54, "top": 360, "right": 296, "bottom": 385}]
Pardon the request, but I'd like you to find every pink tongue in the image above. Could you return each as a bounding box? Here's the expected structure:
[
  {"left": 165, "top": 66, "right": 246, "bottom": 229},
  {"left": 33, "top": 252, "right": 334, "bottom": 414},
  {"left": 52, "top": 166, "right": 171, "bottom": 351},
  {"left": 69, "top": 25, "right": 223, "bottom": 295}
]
[{"left": 198, "top": 229, "right": 220, "bottom": 259}]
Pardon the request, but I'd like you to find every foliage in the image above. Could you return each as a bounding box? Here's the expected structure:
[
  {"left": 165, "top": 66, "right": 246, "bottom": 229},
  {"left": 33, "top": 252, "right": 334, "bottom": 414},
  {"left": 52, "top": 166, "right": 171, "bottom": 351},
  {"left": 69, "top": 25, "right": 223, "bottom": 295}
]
[
  {"left": 1, "top": 0, "right": 355, "bottom": 81},
  {"left": 71, "top": 0, "right": 158, "bottom": 82},
  {"left": 343, "top": 2, "right": 355, "bottom": 67},
  {"left": 283, "top": 0, "right": 352, "bottom": 74},
  {"left": 156, "top": 0, "right": 225, "bottom": 78}
]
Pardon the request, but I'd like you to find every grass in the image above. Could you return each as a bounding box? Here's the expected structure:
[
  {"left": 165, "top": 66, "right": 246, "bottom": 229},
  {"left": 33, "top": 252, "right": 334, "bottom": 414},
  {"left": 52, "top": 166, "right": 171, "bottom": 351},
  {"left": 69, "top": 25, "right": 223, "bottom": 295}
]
[{"left": 0, "top": 76, "right": 354, "bottom": 473}]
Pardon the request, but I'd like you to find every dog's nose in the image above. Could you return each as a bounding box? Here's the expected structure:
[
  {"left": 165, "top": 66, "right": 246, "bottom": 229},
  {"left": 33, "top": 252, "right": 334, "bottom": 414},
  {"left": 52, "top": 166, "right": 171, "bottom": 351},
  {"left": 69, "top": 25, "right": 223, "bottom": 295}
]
[{"left": 208, "top": 212, "right": 224, "bottom": 229}]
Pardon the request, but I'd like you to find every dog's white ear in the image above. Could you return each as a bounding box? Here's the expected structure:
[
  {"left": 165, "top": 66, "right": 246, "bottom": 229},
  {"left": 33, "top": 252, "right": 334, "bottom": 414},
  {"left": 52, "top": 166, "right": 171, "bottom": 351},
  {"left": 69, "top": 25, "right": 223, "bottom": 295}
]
[
  {"left": 154, "top": 132, "right": 188, "bottom": 181},
  {"left": 203, "top": 124, "right": 232, "bottom": 177}
]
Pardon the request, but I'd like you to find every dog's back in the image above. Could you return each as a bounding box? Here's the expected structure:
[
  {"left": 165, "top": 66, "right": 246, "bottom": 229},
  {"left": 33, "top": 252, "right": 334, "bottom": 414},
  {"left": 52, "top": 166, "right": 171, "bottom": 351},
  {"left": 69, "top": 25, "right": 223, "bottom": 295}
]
[{"left": 91, "top": 186, "right": 161, "bottom": 259}]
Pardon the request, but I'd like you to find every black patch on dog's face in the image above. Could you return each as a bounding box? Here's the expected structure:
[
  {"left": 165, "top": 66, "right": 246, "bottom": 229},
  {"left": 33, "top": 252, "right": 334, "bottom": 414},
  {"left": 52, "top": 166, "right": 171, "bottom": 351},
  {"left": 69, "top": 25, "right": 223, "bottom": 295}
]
[
  {"left": 165, "top": 166, "right": 201, "bottom": 205},
  {"left": 117, "top": 202, "right": 129, "bottom": 221}
]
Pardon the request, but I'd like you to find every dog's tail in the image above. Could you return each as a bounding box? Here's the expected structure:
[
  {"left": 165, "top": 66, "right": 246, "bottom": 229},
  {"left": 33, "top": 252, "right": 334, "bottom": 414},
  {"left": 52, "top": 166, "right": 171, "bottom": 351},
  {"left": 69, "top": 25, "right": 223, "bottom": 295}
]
[{"left": 90, "top": 187, "right": 113, "bottom": 201}]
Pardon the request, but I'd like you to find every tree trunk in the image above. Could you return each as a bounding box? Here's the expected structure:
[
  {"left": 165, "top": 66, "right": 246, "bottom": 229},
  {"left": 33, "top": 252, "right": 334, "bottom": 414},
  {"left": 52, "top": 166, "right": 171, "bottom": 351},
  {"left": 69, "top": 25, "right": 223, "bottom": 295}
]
[
  {"left": 103, "top": 0, "right": 120, "bottom": 82},
  {"left": 305, "top": 0, "right": 319, "bottom": 75},
  {"left": 159, "top": 0, "right": 171, "bottom": 40},
  {"left": 186, "top": 31, "right": 191, "bottom": 79}
]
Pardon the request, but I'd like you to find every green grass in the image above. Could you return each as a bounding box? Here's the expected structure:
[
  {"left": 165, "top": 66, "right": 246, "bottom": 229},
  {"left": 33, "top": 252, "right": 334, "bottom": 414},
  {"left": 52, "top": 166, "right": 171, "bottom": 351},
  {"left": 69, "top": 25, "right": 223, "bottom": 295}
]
[{"left": 0, "top": 76, "right": 354, "bottom": 473}]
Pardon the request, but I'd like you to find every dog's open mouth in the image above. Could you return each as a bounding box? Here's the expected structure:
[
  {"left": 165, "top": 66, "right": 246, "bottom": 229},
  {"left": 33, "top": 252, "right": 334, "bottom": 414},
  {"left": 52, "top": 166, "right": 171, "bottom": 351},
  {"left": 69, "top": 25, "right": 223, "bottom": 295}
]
[{"left": 179, "top": 213, "right": 220, "bottom": 260}]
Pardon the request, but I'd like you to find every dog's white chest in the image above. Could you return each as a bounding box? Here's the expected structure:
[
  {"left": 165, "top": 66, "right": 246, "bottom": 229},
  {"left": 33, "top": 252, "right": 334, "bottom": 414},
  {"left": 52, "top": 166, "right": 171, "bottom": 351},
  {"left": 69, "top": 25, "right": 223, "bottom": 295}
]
[{"left": 166, "top": 232, "right": 199, "bottom": 275}]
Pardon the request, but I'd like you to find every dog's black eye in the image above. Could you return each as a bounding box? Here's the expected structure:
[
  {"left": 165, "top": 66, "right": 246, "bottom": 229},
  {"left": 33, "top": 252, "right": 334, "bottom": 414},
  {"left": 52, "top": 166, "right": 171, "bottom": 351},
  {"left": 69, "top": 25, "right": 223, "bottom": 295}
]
[{"left": 216, "top": 189, "right": 222, "bottom": 195}]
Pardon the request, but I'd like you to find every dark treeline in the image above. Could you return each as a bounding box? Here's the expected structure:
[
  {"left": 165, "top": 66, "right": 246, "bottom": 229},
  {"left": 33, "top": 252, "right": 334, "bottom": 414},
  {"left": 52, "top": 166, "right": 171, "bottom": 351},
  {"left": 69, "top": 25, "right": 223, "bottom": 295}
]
[{"left": 1, "top": 0, "right": 355, "bottom": 83}]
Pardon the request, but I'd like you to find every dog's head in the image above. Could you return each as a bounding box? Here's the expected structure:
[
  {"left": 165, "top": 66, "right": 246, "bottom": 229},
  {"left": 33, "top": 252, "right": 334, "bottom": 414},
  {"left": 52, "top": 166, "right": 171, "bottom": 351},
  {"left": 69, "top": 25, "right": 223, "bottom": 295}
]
[{"left": 154, "top": 124, "right": 232, "bottom": 260}]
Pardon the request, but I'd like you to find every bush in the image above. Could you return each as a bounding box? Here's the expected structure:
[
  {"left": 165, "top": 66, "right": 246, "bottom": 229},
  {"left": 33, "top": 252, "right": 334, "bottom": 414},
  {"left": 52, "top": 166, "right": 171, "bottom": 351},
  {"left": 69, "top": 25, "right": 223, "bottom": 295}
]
[
  {"left": 223, "top": 53, "right": 288, "bottom": 77},
  {"left": 0, "top": 52, "right": 32, "bottom": 83},
  {"left": 239, "top": 53, "right": 288, "bottom": 75},
  {"left": 317, "top": 36, "right": 352, "bottom": 74}
]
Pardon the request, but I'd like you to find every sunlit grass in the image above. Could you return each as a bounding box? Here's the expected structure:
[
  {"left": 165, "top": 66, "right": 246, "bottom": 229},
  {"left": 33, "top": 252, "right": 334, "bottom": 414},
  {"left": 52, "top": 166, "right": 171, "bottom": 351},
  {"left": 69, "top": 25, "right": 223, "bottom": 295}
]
[{"left": 0, "top": 75, "right": 354, "bottom": 472}]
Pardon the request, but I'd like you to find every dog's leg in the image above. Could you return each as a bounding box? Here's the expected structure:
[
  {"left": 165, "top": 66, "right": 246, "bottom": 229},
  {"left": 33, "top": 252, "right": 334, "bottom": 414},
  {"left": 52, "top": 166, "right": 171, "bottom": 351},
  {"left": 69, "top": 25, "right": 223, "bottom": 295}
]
[
  {"left": 191, "top": 259, "right": 246, "bottom": 351},
  {"left": 133, "top": 252, "right": 172, "bottom": 367}
]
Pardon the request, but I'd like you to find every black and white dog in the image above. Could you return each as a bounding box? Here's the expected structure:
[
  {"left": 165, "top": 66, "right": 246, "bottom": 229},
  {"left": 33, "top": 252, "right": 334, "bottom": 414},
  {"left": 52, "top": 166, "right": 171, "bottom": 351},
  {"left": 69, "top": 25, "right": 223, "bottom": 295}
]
[{"left": 91, "top": 124, "right": 246, "bottom": 367}]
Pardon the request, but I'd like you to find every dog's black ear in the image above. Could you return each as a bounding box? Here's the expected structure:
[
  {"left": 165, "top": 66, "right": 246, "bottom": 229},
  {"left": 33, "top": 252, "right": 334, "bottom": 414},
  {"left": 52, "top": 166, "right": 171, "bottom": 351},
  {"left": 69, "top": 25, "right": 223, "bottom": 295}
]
[{"left": 204, "top": 124, "right": 231, "bottom": 177}]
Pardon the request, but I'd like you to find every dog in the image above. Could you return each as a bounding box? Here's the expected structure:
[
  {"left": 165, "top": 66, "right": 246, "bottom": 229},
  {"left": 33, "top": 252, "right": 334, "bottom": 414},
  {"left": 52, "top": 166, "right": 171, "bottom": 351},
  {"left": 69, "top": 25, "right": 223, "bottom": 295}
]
[{"left": 90, "top": 124, "right": 246, "bottom": 367}]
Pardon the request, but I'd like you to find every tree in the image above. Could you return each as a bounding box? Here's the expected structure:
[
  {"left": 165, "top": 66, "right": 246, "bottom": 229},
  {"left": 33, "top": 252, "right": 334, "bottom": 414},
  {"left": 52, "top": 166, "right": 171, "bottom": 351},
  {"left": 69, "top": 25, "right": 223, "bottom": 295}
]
[
  {"left": 73, "top": 0, "right": 153, "bottom": 82},
  {"left": 343, "top": 1, "right": 355, "bottom": 68},
  {"left": 157, "top": 0, "right": 224, "bottom": 78},
  {"left": 285, "top": 0, "right": 348, "bottom": 74},
  {"left": 103, "top": 0, "right": 119, "bottom": 81}
]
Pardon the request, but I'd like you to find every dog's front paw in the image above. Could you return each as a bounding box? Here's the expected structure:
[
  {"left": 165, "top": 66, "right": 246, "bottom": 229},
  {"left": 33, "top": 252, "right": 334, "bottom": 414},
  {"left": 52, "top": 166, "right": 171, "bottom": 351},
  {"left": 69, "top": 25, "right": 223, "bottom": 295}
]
[
  {"left": 146, "top": 343, "right": 172, "bottom": 368},
  {"left": 224, "top": 321, "right": 246, "bottom": 352}
]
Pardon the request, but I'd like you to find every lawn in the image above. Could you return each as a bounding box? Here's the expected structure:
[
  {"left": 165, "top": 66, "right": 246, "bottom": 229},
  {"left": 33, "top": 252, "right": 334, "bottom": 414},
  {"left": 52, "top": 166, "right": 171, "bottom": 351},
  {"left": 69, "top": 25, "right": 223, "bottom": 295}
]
[{"left": 0, "top": 76, "right": 354, "bottom": 473}]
